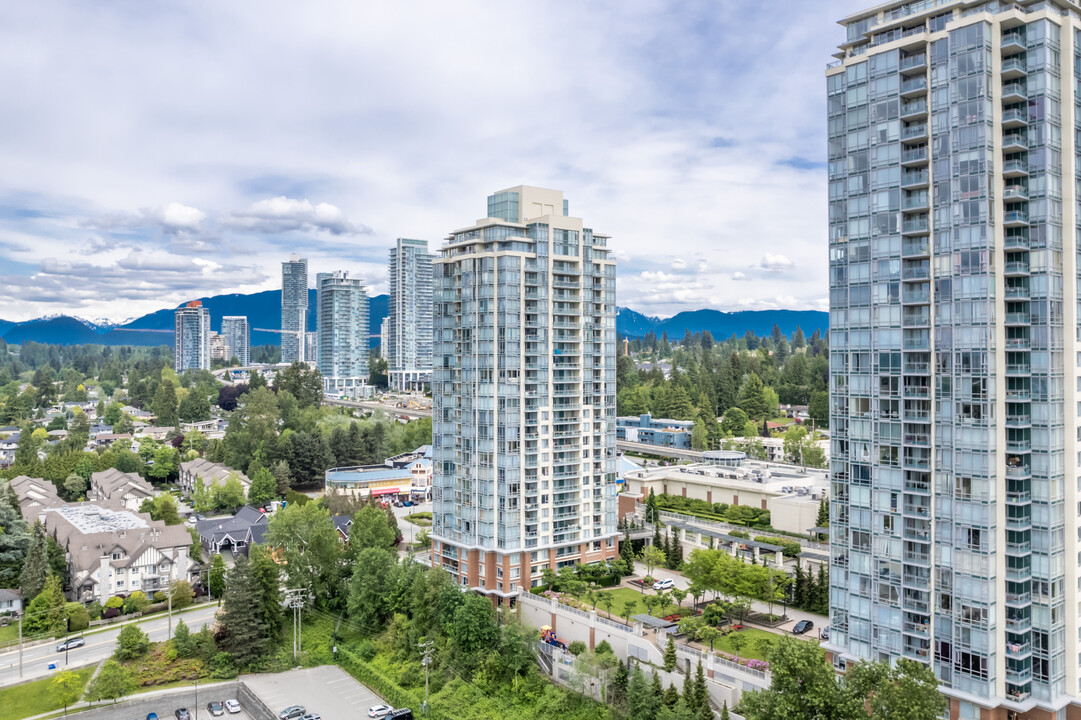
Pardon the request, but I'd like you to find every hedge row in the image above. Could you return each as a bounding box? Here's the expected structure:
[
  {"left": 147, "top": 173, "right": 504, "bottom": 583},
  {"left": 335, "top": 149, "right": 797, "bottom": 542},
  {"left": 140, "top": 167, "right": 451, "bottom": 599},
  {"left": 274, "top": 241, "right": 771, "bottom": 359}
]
[{"left": 337, "top": 647, "right": 444, "bottom": 720}]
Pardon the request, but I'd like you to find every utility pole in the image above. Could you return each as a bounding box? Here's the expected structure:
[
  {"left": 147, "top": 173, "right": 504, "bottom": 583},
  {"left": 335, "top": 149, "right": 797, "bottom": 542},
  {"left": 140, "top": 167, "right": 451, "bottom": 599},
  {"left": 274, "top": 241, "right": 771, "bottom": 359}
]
[
  {"left": 167, "top": 585, "right": 173, "bottom": 640},
  {"left": 285, "top": 589, "right": 307, "bottom": 665},
  {"left": 17, "top": 614, "right": 22, "bottom": 679},
  {"left": 418, "top": 640, "right": 434, "bottom": 715}
]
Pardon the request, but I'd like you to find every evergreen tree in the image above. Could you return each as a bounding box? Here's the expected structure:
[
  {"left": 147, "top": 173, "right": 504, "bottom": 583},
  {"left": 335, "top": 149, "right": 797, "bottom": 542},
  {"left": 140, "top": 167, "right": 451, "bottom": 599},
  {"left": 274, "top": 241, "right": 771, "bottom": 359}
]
[
  {"left": 0, "top": 491, "right": 29, "bottom": 588},
  {"left": 814, "top": 565, "right": 829, "bottom": 614},
  {"left": 664, "top": 682, "right": 680, "bottom": 708},
  {"left": 651, "top": 670, "right": 664, "bottom": 698},
  {"left": 719, "top": 702, "right": 730, "bottom": 720},
  {"left": 249, "top": 545, "right": 283, "bottom": 641},
  {"left": 247, "top": 466, "right": 277, "bottom": 506},
  {"left": 218, "top": 555, "right": 268, "bottom": 667},
  {"left": 611, "top": 659, "right": 630, "bottom": 709},
  {"left": 173, "top": 618, "right": 195, "bottom": 657},
  {"left": 667, "top": 527, "right": 683, "bottom": 570},
  {"left": 816, "top": 499, "right": 830, "bottom": 529},
  {"left": 693, "top": 660, "right": 708, "bottom": 712},
  {"left": 664, "top": 635, "right": 677, "bottom": 672},
  {"left": 19, "top": 521, "right": 49, "bottom": 600},
  {"left": 627, "top": 664, "right": 658, "bottom": 720},
  {"left": 151, "top": 381, "right": 179, "bottom": 428},
  {"left": 620, "top": 537, "right": 637, "bottom": 572},
  {"left": 23, "top": 576, "right": 67, "bottom": 635},
  {"left": 208, "top": 553, "right": 226, "bottom": 598},
  {"left": 737, "top": 373, "right": 769, "bottom": 420},
  {"left": 271, "top": 460, "right": 292, "bottom": 495},
  {"left": 86, "top": 658, "right": 135, "bottom": 703},
  {"left": 793, "top": 561, "right": 807, "bottom": 610}
]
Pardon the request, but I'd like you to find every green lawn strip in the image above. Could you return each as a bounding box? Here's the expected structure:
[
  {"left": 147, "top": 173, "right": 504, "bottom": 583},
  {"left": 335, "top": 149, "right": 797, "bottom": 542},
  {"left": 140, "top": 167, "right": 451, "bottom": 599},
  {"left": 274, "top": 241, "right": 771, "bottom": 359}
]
[
  {"left": 0, "top": 666, "right": 95, "bottom": 720},
  {"left": 404, "top": 512, "right": 432, "bottom": 526},
  {"left": 583, "top": 586, "right": 682, "bottom": 621},
  {"left": 709, "top": 627, "right": 779, "bottom": 661}
]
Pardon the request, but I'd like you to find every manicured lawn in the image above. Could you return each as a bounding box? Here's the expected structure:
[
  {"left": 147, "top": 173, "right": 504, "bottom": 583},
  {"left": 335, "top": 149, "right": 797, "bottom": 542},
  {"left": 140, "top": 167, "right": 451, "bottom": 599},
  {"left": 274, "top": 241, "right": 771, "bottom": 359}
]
[
  {"left": 0, "top": 666, "right": 94, "bottom": 720},
  {"left": 709, "top": 627, "right": 779, "bottom": 661},
  {"left": 0, "top": 623, "right": 19, "bottom": 646},
  {"left": 586, "top": 586, "right": 683, "bottom": 621},
  {"left": 405, "top": 512, "right": 432, "bottom": 526}
]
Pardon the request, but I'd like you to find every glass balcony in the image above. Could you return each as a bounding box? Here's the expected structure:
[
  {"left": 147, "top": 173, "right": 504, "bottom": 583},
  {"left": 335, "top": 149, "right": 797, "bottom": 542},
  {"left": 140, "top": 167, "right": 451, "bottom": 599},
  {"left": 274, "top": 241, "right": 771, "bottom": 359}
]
[
  {"left": 900, "top": 76, "right": 928, "bottom": 97},
  {"left": 1001, "top": 30, "right": 1026, "bottom": 52},
  {"left": 1003, "top": 159, "right": 1029, "bottom": 176},
  {"left": 1005, "top": 590, "right": 1031, "bottom": 607},
  {"left": 1002, "top": 133, "right": 1028, "bottom": 151},
  {"left": 901, "top": 147, "right": 929, "bottom": 165},
  {"left": 1005, "top": 463, "right": 1031, "bottom": 479},
  {"left": 1006, "top": 541, "right": 1031, "bottom": 557},
  {"left": 1003, "top": 210, "right": 1029, "bottom": 226},
  {"left": 1004, "top": 413, "right": 1031, "bottom": 428},
  {"left": 1004, "top": 260, "right": 1030, "bottom": 275},
  {"left": 902, "top": 192, "right": 929, "bottom": 210},
  {"left": 1001, "top": 56, "right": 1027, "bottom": 79},
  {"left": 902, "top": 169, "right": 929, "bottom": 188},
  {"left": 1005, "top": 615, "right": 1031, "bottom": 632},
  {"left": 900, "top": 100, "right": 928, "bottom": 119},
  {"left": 900, "top": 53, "right": 927, "bottom": 72},
  {"left": 1002, "top": 82, "right": 1028, "bottom": 102},
  {"left": 902, "top": 218, "right": 930, "bottom": 235},
  {"left": 1005, "top": 284, "right": 1029, "bottom": 299},
  {"left": 902, "top": 123, "right": 928, "bottom": 142},
  {"left": 1005, "top": 337, "right": 1030, "bottom": 350},
  {"left": 1003, "top": 184, "right": 1028, "bottom": 202},
  {"left": 902, "top": 237, "right": 930, "bottom": 257},
  {"left": 1002, "top": 107, "right": 1028, "bottom": 128}
]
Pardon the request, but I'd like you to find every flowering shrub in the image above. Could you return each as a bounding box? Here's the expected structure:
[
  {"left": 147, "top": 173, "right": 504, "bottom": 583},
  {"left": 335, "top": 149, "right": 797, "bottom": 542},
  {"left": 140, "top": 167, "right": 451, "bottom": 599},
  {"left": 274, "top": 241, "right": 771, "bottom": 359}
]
[{"left": 716, "top": 651, "right": 770, "bottom": 672}]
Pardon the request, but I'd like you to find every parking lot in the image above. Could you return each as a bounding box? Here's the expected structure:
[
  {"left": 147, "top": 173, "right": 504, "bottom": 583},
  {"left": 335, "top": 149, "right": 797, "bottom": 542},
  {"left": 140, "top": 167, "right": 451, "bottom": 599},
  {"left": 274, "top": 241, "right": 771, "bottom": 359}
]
[{"left": 244, "top": 666, "right": 386, "bottom": 719}]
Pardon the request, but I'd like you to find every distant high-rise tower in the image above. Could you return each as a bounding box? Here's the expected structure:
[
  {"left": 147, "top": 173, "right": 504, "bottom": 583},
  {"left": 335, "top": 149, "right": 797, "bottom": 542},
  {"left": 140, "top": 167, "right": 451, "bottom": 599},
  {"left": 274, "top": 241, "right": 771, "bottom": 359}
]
[
  {"left": 431, "top": 186, "right": 618, "bottom": 601},
  {"left": 220, "top": 316, "right": 250, "bottom": 365},
  {"left": 380, "top": 317, "right": 390, "bottom": 358},
  {"left": 316, "top": 271, "right": 369, "bottom": 398},
  {"left": 305, "top": 331, "right": 318, "bottom": 366},
  {"left": 209, "top": 332, "right": 227, "bottom": 361},
  {"left": 281, "top": 255, "right": 308, "bottom": 363},
  {"left": 827, "top": 2, "right": 1081, "bottom": 716},
  {"left": 174, "top": 301, "right": 211, "bottom": 373},
  {"left": 388, "top": 238, "right": 434, "bottom": 391}
]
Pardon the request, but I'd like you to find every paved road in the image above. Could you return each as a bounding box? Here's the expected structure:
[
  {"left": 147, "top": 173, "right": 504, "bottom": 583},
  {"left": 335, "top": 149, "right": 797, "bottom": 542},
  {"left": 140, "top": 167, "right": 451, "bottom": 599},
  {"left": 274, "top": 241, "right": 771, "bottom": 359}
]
[
  {"left": 0, "top": 603, "right": 220, "bottom": 687},
  {"left": 245, "top": 665, "right": 385, "bottom": 719},
  {"left": 394, "top": 499, "right": 432, "bottom": 548}
]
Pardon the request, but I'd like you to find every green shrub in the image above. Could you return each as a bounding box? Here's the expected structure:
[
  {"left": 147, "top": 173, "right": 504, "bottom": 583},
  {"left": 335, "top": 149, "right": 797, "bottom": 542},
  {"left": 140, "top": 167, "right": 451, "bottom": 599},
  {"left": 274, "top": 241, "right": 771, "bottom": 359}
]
[
  {"left": 104, "top": 596, "right": 124, "bottom": 609},
  {"left": 754, "top": 536, "right": 801, "bottom": 557},
  {"left": 65, "top": 603, "right": 90, "bottom": 632},
  {"left": 87, "top": 601, "right": 103, "bottom": 620}
]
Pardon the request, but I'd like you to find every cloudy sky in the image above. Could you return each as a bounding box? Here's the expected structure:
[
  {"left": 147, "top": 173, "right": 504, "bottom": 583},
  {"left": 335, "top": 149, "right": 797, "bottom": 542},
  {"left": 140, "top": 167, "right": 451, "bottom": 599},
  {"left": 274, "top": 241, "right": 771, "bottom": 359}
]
[{"left": 0, "top": 0, "right": 867, "bottom": 324}]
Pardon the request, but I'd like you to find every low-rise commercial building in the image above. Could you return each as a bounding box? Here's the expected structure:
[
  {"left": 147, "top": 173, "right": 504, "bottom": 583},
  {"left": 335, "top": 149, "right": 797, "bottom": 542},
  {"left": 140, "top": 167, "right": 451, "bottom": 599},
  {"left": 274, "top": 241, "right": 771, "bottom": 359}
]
[
  {"left": 324, "top": 445, "right": 432, "bottom": 500},
  {"left": 621, "top": 456, "right": 828, "bottom": 536},
  {"left": 616, "top": 413, "right": 693, "bottom": 449}
]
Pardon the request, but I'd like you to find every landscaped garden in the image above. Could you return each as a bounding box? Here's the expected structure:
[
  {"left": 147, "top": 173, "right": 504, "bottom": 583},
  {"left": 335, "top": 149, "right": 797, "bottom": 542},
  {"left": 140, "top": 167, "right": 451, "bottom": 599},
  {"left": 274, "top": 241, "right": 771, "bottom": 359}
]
[{"left": 404, "top": 511, "right": 432, "bottom": 526}]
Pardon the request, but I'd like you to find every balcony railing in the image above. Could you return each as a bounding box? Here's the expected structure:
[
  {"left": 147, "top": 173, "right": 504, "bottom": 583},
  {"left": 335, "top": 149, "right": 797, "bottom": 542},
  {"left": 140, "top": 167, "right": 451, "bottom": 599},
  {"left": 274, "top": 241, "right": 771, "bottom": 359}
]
[
  {"left": 902, "top": 170, "right": 929, "bottom": 187},
  {"left": 1003, "top": 159, "right": 1029, "bottom": 174},
  {"left": 901, "top": 100, "right": 928, "bottom": 117},
  {"left": 902, "top": 147, "right": 928, "bottom": 164},
  {"left": 1002, "top": 82, "right": 1028, "bottom": 100},
  {"left": 901, "top": 77, "right": 928, "bottom": 95}
]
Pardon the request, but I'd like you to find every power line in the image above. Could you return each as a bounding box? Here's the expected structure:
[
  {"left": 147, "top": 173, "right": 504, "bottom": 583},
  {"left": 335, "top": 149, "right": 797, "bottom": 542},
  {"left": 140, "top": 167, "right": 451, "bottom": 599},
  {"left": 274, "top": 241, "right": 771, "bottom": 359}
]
[
  {"left": 418, "top": 640, "right": 434, "bottom": 716},
  {"left": 284, "top": 588, "right": 307, "bottom": 665}
]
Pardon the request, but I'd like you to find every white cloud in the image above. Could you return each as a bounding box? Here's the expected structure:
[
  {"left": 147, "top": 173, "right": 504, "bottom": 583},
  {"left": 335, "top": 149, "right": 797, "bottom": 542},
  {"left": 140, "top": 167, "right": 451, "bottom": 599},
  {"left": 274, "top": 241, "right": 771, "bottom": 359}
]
[
  {"left": 153, "top": 202, "right": 206, "bottom": 233},
  {"left": 670, "top": 258, "right": 688, "bottom": 270},
  {"left": 225, "top": 197, "right": 370, "bottom": 235},
  {"left": 731, "top": 271, "right": 748, "bottom": 281},
  {"left": 760, "top": 253, "right": 794, "bottom": 272}
]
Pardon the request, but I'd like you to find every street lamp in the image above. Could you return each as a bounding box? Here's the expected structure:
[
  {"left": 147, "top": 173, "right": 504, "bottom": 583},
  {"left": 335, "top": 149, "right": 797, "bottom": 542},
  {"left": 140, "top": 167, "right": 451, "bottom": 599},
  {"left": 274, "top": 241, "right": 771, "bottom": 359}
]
[{"left": 195, "top": 679, "right": 199, "bottom": 720}]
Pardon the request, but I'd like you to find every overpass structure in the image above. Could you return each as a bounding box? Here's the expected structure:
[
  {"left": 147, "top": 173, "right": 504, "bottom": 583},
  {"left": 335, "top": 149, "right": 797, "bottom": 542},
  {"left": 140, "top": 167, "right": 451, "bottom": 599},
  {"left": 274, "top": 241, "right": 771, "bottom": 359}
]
[{"left": 616, "top": 440, "right": 704, "bottom": 462}]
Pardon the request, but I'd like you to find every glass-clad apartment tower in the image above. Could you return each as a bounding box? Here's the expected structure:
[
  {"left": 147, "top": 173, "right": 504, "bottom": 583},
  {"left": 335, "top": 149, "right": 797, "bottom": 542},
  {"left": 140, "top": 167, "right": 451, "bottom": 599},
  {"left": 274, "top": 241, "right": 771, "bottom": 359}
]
[
  {"left": 174, "top": 301, "right": 211, "bottom": 373},
  {"left": 431, "top": 186, "right": 618, "bottom": 602},
  {"left": 388, "top": 238, "right": 434, "bottom": 391},
  {"left": 827, "top": 1, "right": 1081, "bottom": 717},
  {"left": 316, "top": 270, "right": 369, "bottom": 398},
  {"left": 221, "top": 315, "right": 250, "bottom": 366},
  {"left": 282, "top": 255, "right": 308, "bottom": 363}
]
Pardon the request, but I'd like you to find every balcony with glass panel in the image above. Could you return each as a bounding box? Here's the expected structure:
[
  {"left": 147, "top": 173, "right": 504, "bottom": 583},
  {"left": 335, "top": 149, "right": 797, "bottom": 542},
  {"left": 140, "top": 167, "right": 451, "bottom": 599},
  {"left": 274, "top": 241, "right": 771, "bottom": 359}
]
[
  {"left": 1003, "top": 158, "right": 1029, "bottom": 177},
  {"left": 901, "top": 169, "right": 929, "bottom": 189},
  {"left": 1005, "top": 280, "right": 1029, "bottom": 299},
  {"left": 899, "top": 52, "right": 927, "bottom": 74},
  {"left": 1002, "top": 132, "right": 1028, "bottom": 152},
  {"left": 900, "top": 99, "right": 928, "bottom": 119},
  {"left": 1003, "top": 208, "right": 1029, "bottom": 227},
  {"left": 1002, "top": 106, "right": 1028, "bottom": 128},
  {"left": 1002, "top": 30, "right": 1026, "bottom": 53},
  {"left": 1005, "top": 532, "right": 1031, "bottom": 559},
  {"left": 1004, "top": 258, "right": 1030, "bottom": 276},
  {"left": 901, "top": 122, "right": 928, "bottom": 143},
  {"left": 1003, "top": 182, "right": 1028, "bottom": 203},
  {"left": 902, "top": 191, "right": 929, "bottom": 211},
  {"left": 1001, "top": 55, "right": 1027, "bottom": 80},
  {"left": 902, "top": 236, "right": 930, "bottom": 258},
  {"left": 1002, "top": 81, "right": 1028, "bottom": 103},
  {"left": 1005, "top": 506, "right": 1031, "bottom": 531},
  {"left": 900, "top": 76, "right": 928, "bottom": 98},
  {"left": 901, "top": 146, "right": 929, "bottom": 166}
]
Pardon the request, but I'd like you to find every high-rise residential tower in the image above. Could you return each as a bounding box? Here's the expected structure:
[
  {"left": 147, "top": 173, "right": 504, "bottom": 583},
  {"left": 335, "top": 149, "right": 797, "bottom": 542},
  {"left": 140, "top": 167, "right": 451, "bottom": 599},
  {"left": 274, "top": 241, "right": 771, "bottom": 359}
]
[
  {"left": 431, "top": 186, "right": 618, "bottom": 602},
  {"left": 220, "top": 316, "right": 250, "bottom": 366},
  {"left": 380, "top": 317, "right": 390, "bottom": 358},
  {"left": 281, "top": 255, "right": 308, "bottom": 363},
  {"left": 174, "top": 301, "right": 211, "bottom": 373},
  {"left": 827, "top": 2, "right": 1081, "bottom": 716},
  {"left": 316, "top": 270, "right": 369, "bottom": 398},
  {"left": 387, "top": 238, "right": 434, "bottom": 391}
]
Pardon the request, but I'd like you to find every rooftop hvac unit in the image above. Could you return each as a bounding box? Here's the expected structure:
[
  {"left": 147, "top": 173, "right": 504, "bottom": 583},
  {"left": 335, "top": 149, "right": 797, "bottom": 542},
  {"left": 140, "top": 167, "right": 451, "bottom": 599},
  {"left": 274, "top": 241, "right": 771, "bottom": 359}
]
[
  {"left": 781, "top": 486, "right": 791, "bottom": 493},
  {"left": 797, "top": 487, "right": 808, "bottom": 495}
]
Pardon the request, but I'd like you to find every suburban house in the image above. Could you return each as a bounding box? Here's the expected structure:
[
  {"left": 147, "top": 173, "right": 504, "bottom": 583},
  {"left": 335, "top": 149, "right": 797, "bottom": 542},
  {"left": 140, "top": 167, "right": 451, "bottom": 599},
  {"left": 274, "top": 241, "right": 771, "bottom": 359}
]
[
  {"left": 0, "top": 589, "right": 22, "bottom": 615},
  {"left": 89, "top": 468, "right": 156, "bottom": 510},
  {"left": 178, "top": 458, "right": 251, "bottom": 495},
  {"left": 179, "top": 419, "right": 225, "bottom": 439},
  {"left": 332, "top": 516, "right": 353, "bottom": 542},
  {"left": 134, "top": 426, "right": 174, "bottom": 441},
  {"left": 119, "top": 406, "right": 155, "bottom": 422},
  {"left": 194, "top": 505, "right": 268, "bottom": 555}
]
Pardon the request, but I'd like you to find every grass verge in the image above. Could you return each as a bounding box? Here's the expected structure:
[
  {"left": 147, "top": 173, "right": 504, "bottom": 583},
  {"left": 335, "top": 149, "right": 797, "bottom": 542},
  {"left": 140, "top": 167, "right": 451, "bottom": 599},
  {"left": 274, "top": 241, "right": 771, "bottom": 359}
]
[{"left": 0, "top": 666, "right": 95, "bottom": 720}]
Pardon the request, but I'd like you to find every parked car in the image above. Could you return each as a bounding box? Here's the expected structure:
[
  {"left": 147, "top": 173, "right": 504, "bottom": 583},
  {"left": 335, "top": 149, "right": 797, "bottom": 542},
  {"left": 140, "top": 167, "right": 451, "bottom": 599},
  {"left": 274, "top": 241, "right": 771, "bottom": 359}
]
[
  {"left": 56, "top": 637, "right": 85, "bottom": 652},
  {"left": 368, "top": 705, "right": 393, "bottom": 718},
  {"left": 386, "top": 710, "right": 414, "bottom": 720},
  {"left": 187, "top": 515, "right": 198, "bottom": 524},
  {"left": 279, "top": 706, "right": 307, "bottom": 720},
  {"left": 175, "top": 710, "right": 192, "bottom": 720},
  {"left": 652, "top": 578, "right": 674, "bottom": 591},
  {"left": 820, "top": 626, "right": 830, "bottom": 641},
  {"left": 300, "top": 715, "right": 321, "bottom": 720},
  {"left": 792, "top": 620, "right": 814, "bottom": 635},
  {"left": 147, "top": 714, "right": 159, "bottom": 720},
  {"left": 224, "top": 699, "right": 242, "bottom": 714},
  {"left": 207, "top": 701, "right": 225, "bottom": 717},
  {"left": 403, "top": 501, "right": 413, "bottom": 507}
]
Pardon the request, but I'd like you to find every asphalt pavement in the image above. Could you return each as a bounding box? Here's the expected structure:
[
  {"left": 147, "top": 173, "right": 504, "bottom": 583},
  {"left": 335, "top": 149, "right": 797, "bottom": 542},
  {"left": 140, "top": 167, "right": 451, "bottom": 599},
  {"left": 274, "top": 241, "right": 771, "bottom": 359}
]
[
  {"left": 244, "top": 665, "right": 385, "bottom": 719},
  {"left": 0, "top": 603, "right": 220, "bottom": 687}
]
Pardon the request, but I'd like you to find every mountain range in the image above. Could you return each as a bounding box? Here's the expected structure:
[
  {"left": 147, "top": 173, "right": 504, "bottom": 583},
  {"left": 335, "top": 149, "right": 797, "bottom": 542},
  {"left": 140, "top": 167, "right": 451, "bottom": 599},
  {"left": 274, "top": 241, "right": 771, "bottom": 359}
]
[{"left": 0, "top": 291, "right": 826, "bottom": 347}]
